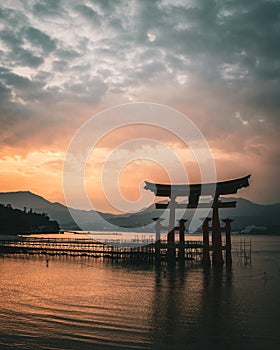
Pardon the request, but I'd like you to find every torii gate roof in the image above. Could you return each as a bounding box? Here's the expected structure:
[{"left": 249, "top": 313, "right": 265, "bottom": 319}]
[{"left": 144, "top": 175, "right": 250, "bottom": 198}]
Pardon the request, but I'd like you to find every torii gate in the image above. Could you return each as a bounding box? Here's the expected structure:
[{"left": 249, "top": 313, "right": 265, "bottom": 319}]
[{"left": 144, "top": 175, "right": 250, "bottom": 266}]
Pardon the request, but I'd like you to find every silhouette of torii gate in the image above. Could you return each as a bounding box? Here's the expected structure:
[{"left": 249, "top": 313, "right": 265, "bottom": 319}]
[{"left": 144, "top": 175, "right": 250, "bottom": 266}]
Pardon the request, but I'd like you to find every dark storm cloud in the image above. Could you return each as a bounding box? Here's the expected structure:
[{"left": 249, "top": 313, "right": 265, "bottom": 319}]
[
  {"left": 0, "top": 0, "right": 279, "bottom": 101},
  {"left": 0, "top": 29, "right": 22, "bottom": 49},
  {"left": 0, "top": 64, "right": 69, "bottom": 144},
  {"left": 1, "top": 68, "right": 38, "bottom": 89},
  {"left": 0, "top": 7, "right": 53, "bottom": 68},
  {"left": 24, "top": 27, "right": 56, "bottom": 54},
  {"left": 63, "top": 75, "right": 108, "bottom": 103},
  {"left": 0, "top": 75, "right": 36, "bottom": 147},
  {"left": 55, "top": 48, "right": 81, "bottom": 60},
  {"left": 32, "top": 0, "right": 62, "bottom": 17},
  {"left": 0, "top": 6, "right": 26, "bottom": 27},
  {"left": 52, "top": 60, "right": 68, "bottom": 72},
  {"left": 75, "top": 4, "right": 101, "bottom": 27},
  {"left": 0, "top": 80, "right": 11, "bottom": 103},
  {"left": 0, "top": 0, "right": 279, "bottom": 147},
  {"left": 0, "top": 29, "right": 43, "bottom": 68},
  {"left": 154, "top": 0, "right": 280, "bottom": 78}
]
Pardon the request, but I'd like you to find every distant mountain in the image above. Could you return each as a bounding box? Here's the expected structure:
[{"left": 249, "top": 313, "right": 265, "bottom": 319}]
[
  {"left": 108, "top": 197, "right": 280, "bottom": 233},
  {"left": 0, "top": 191, "right": 147, "bottom": 231},
  {"left": 0, "top": 191, "right": 54, "bottom": 209},
  {"left": 0, "top": 191, "right": 279, "bottom": 233},
  {"left": 0, "top": 191, "right": 114, "bottom": 230}
]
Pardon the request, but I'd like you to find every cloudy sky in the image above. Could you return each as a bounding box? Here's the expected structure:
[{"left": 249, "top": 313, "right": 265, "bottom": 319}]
[{"left": 0, "top": 0, "right": 279, "bottom": 212}]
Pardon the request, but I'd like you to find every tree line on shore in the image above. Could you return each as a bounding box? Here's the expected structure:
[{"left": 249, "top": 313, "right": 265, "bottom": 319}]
[{"left": 0, "top": 203, "right": 60, "bottom": 235}]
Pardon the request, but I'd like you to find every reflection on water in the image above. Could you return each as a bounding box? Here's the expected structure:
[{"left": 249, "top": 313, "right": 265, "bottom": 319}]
[{"left": 0, "top": 236, "right": 280, "bottom": 350}]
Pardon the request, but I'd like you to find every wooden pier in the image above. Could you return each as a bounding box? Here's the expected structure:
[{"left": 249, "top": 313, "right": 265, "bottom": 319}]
[{"left": 0, "top": 237, "right": 203, "bottom": 263}]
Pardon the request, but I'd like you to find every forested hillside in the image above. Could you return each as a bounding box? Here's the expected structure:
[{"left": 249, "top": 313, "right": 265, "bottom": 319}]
[{"left": 0, "top": 204, "right": 60, "bottom": 235}]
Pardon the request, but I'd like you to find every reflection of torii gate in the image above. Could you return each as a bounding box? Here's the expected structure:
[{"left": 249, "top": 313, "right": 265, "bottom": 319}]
[{"left": 144, "top": 175, "right": 250, "bottom": 266}]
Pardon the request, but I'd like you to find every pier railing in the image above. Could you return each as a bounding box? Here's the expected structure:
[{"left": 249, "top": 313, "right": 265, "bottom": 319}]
[{"left": 0, "top": 237, "right": 203, "bottom": 262}]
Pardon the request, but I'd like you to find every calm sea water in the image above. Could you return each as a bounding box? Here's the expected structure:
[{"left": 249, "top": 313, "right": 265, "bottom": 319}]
[{"left": 1, "top": 235, "right": 280, "bottom": 350}]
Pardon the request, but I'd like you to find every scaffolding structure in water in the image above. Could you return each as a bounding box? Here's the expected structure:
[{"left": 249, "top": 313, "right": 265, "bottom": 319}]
[
  {"left": 0, "top": 236, "right": 203, "bottom": 263},
  {"left": 235, "top": 237, "right": 252, "bottom": 264}
]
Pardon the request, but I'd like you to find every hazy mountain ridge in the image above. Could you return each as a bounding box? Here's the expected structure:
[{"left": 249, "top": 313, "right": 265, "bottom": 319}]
[
  {"left": 0, "top": 191, "right": 109, "bottom": 230},
  {"left": 0, "top": 191, "right": 279, "bottom": 233}
]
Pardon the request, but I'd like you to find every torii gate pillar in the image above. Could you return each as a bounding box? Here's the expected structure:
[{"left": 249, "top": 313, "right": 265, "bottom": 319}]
[
  {"left": 202, "top": 218, "right": 211, "bottom": 266},
  {"left": 167, "top": 196, "right": 176, "bottom": 263},
  {"left": 153, "top": 217, "right": 164, "bottom": 264},
  {"left": 212, "top": 196, "right": 224, "bottom": 266},
  {"left": 178, "top": 219, "right": 187, "bottom": 262},
  {"left": 223, "top": 219, "right": 233, "bottom": 266}
]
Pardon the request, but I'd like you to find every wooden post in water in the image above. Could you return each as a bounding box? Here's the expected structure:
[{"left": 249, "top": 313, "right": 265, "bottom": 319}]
[
  {"left": 153, "top": 217, "right": 163, "bottom": 264},
  {"left": 202, "top": 218, "right": 211, "bottom": 266},
  {"left": 222, "top": 219, "right": 233, "bottom": 266},
  {"left": 212, "top": 196, "right": 224, "bottom": 266},
  {"left": 178, "top": 219, "right": 187, "bottom": 263},
  {"left": 167, "top": 196, "right": 176, "bottom": 263}
]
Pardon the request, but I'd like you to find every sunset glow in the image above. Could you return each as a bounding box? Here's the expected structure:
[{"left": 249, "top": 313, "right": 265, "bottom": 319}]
[{"left": 1, "top": 0, "right": 280, "bottom": 212}]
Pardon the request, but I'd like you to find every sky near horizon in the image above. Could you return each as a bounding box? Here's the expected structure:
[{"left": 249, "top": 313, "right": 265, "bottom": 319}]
[{"left": 0, "top": 0, "right": 280, "bottom": 213}]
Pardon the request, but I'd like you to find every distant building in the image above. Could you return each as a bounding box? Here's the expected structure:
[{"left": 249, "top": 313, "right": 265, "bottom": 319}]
[{"left": 240, "top": 225, "right": 267, "bottom": 234}]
